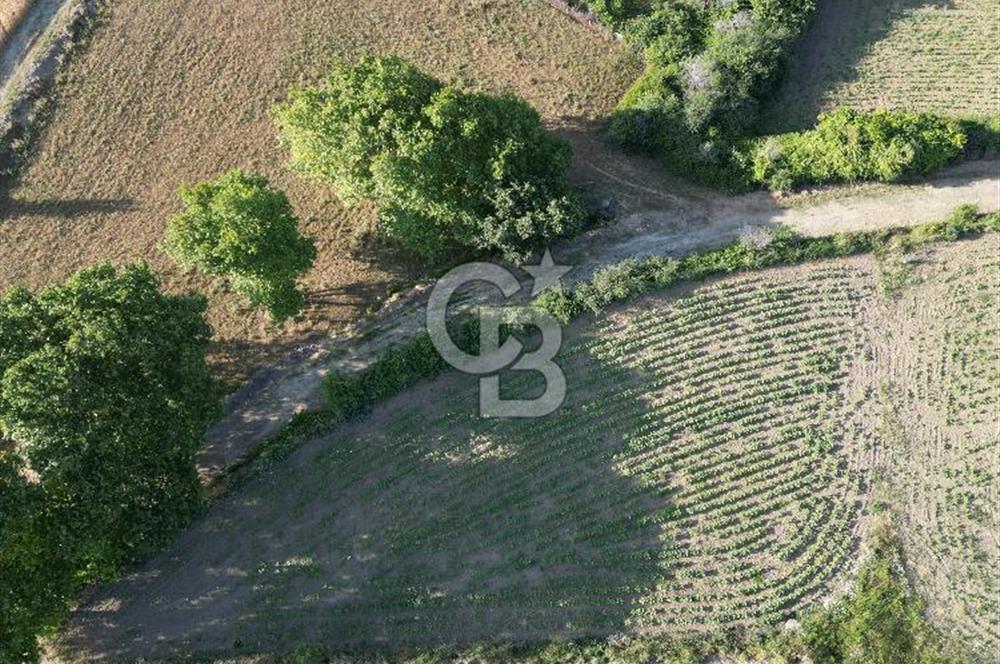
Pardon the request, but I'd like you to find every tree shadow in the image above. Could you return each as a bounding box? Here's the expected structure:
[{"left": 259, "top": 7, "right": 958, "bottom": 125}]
[
  {"left": 0, "top": 196, "right": 136, "bottom": 220},
  {"left": 59, "top": 330, "right": 678, "bottom": 659},
  {"left": 759, "top": 0, "right": 956, "bottom": 133}
]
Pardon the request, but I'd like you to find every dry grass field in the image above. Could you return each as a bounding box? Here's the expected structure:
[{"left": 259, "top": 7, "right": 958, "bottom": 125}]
[
  {"left": 58, "top": 235, "right": 999, "bottom": 661},
  {"left": 0, "top": 0, "right": 640, "bottom": 388},
  {"left": 761, "top": 0, "right": 1000, "bottom": 132},
  {"left": 0, "top": 0, "right": 32, "bottom": 46}
]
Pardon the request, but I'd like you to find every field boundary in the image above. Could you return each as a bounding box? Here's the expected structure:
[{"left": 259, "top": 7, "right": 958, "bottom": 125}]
[
  {"left": 209, "top": 204, "right": 999, "bottom": 495},
  {"left": 0, "top": 0, "right": 97, "bottom": 187}
]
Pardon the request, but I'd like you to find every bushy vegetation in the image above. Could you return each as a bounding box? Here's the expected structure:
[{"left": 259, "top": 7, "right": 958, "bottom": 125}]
[
  {"left": 164, "top": 170, "right": 316, "bottom": 322},
  {"left": 798, "top": 525, "right": 961, "bottom": 664},
  {"left": 751, "top": 109, "right": 967, "bottom": 191},
  {"left": 606, "top": 0, "right": 816, "bottom": 188},
  {"left": 273, "top": 56, "right": 581, "bottom": 261},
  {"left": 0, "top": 263, "right": 218, "bottom": 661}
]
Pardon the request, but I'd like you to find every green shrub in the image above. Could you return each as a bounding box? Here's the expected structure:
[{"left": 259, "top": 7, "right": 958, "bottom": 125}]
[
  {"left": 573, "top": 0, "right": 647, "bottom": 28},
  {"left": 275, "top": 58, "right": 581, "bottom": 262},
  {"left": 609, "top": 0, "right": 816, "bottom": 186},
  {"left": 800, "top": 528, "right": 961, "bottom": 664},
  {"left": 751, "top": 109, "right": 967, "bottom": 190},
  {"left": 165, "top": 170, "right": 316, "bottom": 321},
  {"left": 535, "top": 206, "right": 992, "bottom": 318}
]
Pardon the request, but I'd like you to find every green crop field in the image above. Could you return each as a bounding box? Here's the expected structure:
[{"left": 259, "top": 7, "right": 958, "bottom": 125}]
[
  {"left": 761, "top": 0, "right": 1000, "bottom": 132},
  {"left": 60, "top": 235, "right": 999, "bottom": 661}
]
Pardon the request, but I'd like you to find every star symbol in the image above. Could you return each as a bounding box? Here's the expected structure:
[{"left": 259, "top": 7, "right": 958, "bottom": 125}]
[{"left": 523, "top": 249, "right": 572, "bottom": 297}]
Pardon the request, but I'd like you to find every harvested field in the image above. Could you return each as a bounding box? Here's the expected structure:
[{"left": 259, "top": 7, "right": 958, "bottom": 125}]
[
  {"left": 0, "top": 0, "right": 641, "bottom": 388},
  {"left": 761, "top": 0, "right": 1000, "bottom": 132},
  {"left": 59, "top": 235, "right": 999, "bottom": 661}
]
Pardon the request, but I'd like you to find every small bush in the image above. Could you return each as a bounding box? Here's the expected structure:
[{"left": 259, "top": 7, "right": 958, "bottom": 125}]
[
  {"left": 164, "top": 170, "right": 316, "bottom": 321},
  {"left": 800, "top": 529, "right": 961, "bottom": 664}
]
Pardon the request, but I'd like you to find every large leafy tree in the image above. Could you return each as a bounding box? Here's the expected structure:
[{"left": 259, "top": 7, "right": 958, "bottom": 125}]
[
  {"left": 272, "top": 56, "right": 442, "bottom": 205},
  {"left": 0, "top": 450, "right": 76, "bottom": 663},
  {"left": 376, "top": 87, "right": 581, "bottom": 261},
  {"left": 164, "top": 169, "right": 317, "bottom": 321},
  {"left": 0, "top": 262, "right": 219, "bottom": 660},
  {"left": 273, "top": 57, "right": 581, "bottom": 262}
]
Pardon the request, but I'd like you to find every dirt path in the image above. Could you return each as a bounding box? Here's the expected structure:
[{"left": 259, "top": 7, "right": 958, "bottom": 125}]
[
  {"left": 0, "top": 0, "right": 72, "bottom": 97},
  {"left": 197, "top": 155, "right": 999, "bottom": 481}
]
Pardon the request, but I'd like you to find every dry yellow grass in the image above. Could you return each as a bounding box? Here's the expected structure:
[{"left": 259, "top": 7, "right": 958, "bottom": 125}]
[
  {"left": 0, "top": 0, "right": 641, "bottom": 387},
  {"left": 0, "top": 0, "right": 32, "bottom": 47}
]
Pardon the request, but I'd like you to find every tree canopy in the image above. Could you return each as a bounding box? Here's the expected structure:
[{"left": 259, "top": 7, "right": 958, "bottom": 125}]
[
  {"left": 0, "top": 262, "right": 219, "bottom": 660},
  {"left": 273, "top": 56, "right": 581, "bottom": 262},
  {"left": 165, "top": 169, "right": 316, "bottom": 321}
]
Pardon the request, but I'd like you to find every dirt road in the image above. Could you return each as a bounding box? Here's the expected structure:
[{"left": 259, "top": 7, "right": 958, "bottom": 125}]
[{"left": 196, "top": 155, "right": 999, "bottom": 481}]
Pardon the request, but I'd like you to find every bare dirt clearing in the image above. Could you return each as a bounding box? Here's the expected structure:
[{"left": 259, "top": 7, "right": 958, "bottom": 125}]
[
  {"left": 0, "top": 0, "right": 641, "bottom": 388},
  {"left": 761, "top": 0, "right": 1000, "bottom": 132},
  {"left": 59, "top": 235, "right": 1000, "bottom": 661}
]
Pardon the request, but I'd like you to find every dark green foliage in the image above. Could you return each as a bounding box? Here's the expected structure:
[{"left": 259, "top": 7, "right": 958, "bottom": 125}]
[
  {"left": 957, "top": 115, "right": 1000, "bottom": 159},
  {"left": 608, "top": 0, "right": 815, "bottom": 188},
  {"left": 272, "top": 56, "right": 442, "bottom": 204},
  {"left": 274, "top": 57, "right": 581, "bottom": 262},
  {"left": 165, "top": 170, "right": 316, "bottom": 321},
  {"left": 751, "top": 109, "right": 967, "bottom": 190},
  {"left": 800, "top": 527, "right": 960, "bottom": 664},
  {"left": 0, "top": 263, "right": 219, "bottom": 661},
  {"left": 376, "top": 87, "right": 581, "bottom": 261},
  {"left": 321, "top": 319, "right": 481, "bottom": 421},
  {"left": 0, "top": 452, "right": 76, "bottom": 664}
]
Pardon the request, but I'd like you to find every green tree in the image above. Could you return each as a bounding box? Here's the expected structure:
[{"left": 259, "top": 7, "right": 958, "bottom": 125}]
[
  {"left": 165, "top": 170, "right": 316, "bottom": 321},
  {"left": 0, "top": 450, "right": 76, "bottom": 663},
  {"left": 0, "top": 262, "right": 218, "bottom": 571},
  {"left": 0, "top": 263, "right": 219, "bottom": 660},
  {"left": 272, "top": 56, "right": 442, "bottom": 204},
  {"left": 376, "top": 86, "right": 581, "bottom": 261},
  {"left": 274, "top": 57, "right": 581, "bottom": 262}
]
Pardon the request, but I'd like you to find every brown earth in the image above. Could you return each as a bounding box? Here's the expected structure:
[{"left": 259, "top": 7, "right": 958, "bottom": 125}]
[
  {"left": 0, "top": 0, "right": 32, "bottom": 47},
  {"left": 0, "top": 0, "right": 642, "bottom": 389}
]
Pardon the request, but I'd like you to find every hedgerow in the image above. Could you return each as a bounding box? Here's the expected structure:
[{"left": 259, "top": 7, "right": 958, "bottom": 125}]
[
  {"left": 607, "top": 0, "right": 816, "bottom": 189},
  {"left": 535, "top": 205, "right": 996, "bottom": 323},
  {"left": 750, "top": 109, "right": 968, "bottom": 191},
  {"left": 229, "top": 206, "right": 997, "bottom": 480},
  {"left": 273, "top": 56, "right": 581, "bottom": 262}
]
